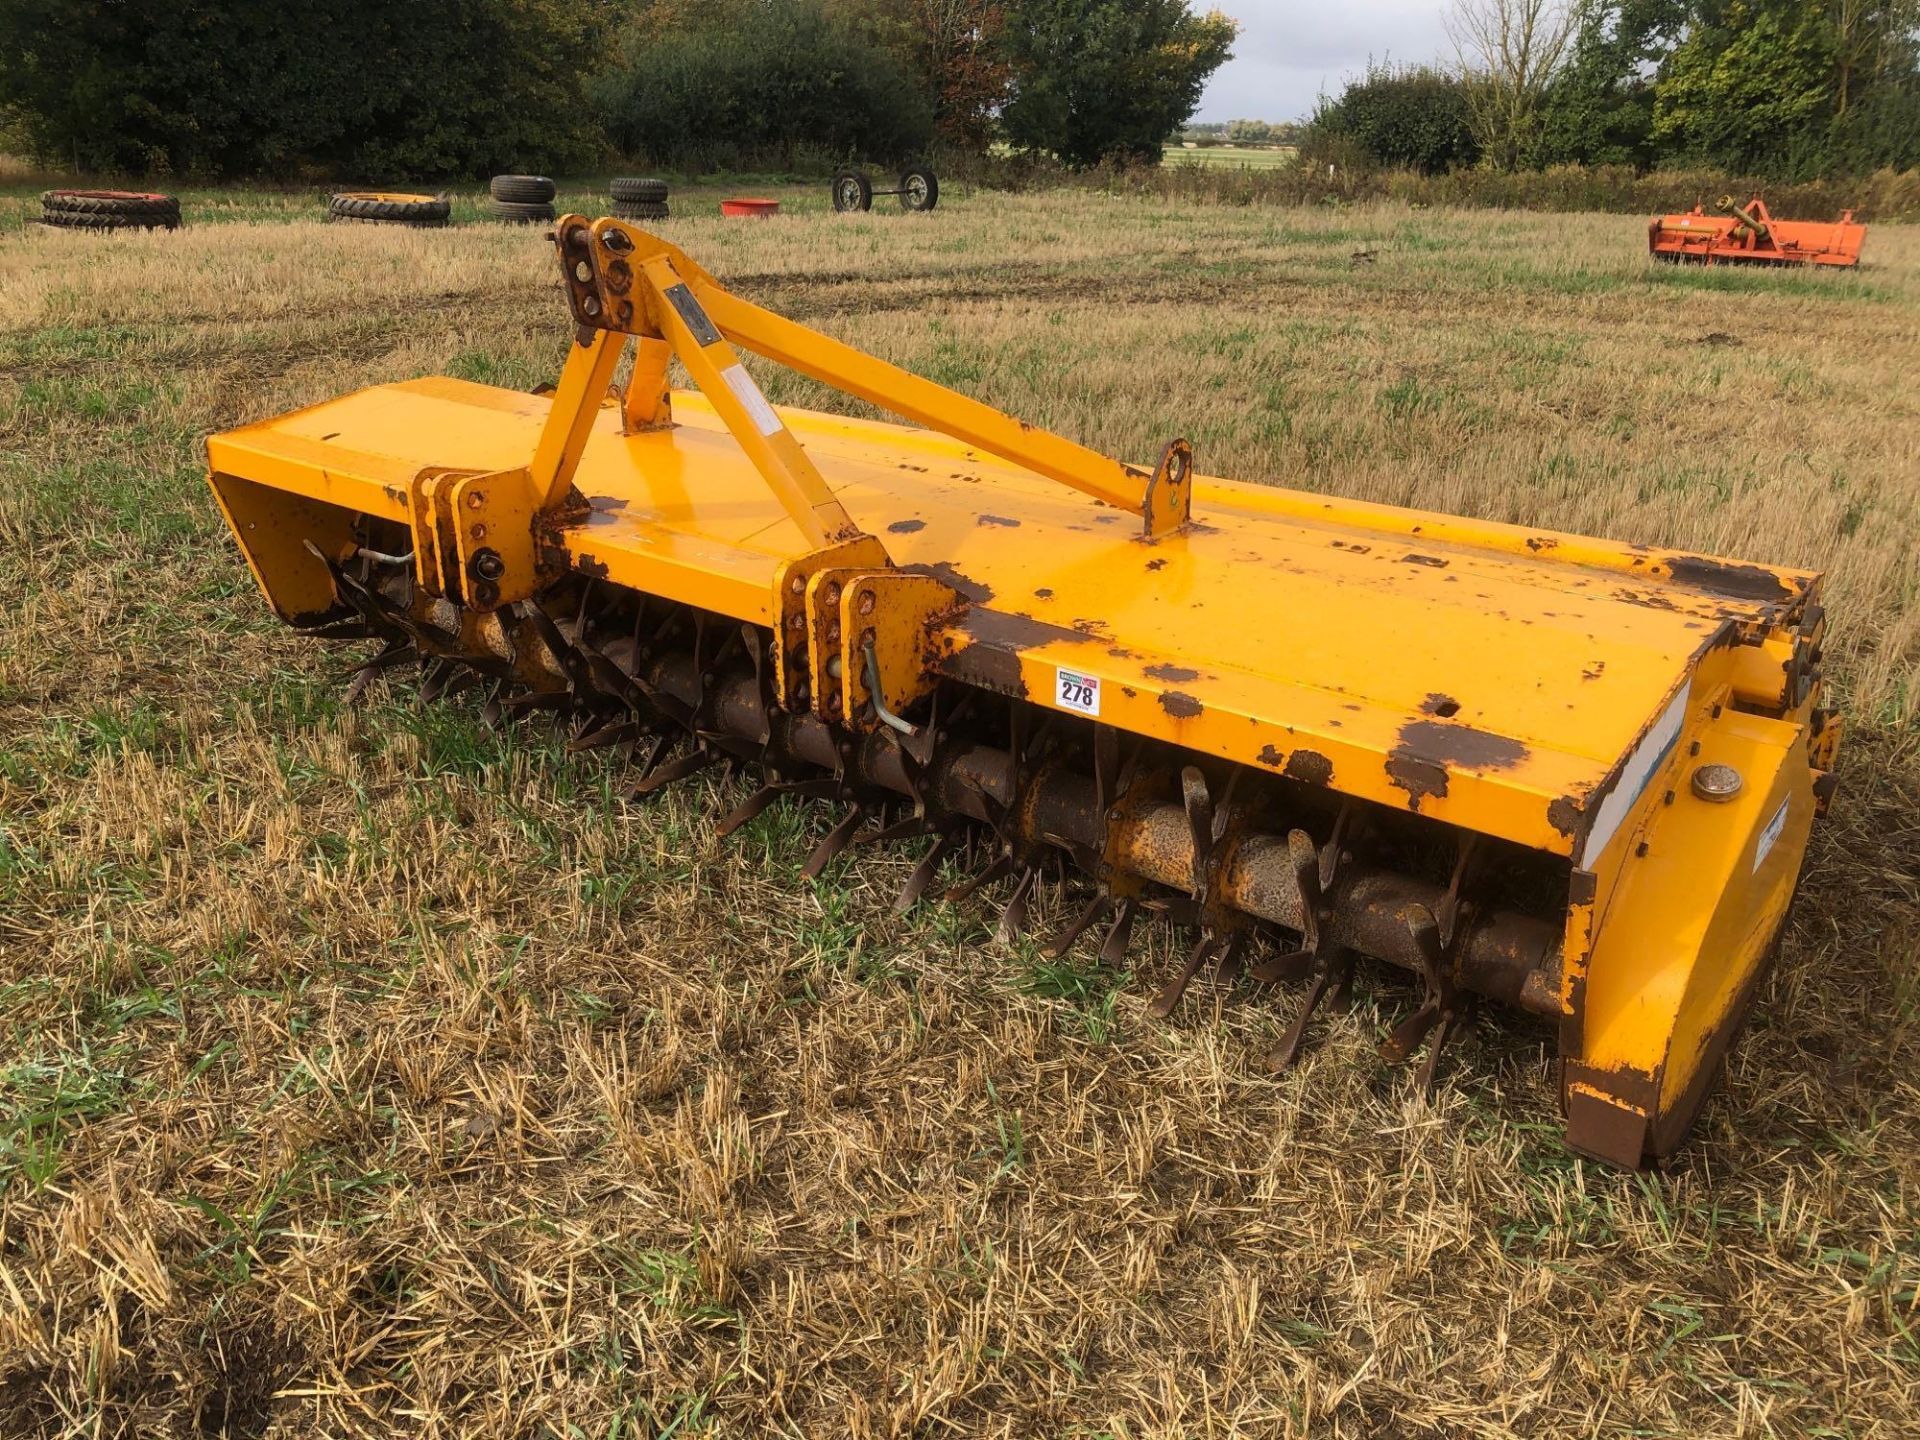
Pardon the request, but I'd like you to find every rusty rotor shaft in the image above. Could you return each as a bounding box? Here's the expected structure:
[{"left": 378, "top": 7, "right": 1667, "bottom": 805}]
[{"left": 677, "top": 655, "right": 1563, "bottom": 1017}]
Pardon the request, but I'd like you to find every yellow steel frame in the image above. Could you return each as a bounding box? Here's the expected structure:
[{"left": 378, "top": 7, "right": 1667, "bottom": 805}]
[
  {"left": 204, "top": 219, "right": 1839, "bottom": 1168},
  {"left": 554, "top": 215, "right": 1193, "bottom": 542},
  {"left": 382, "top": 213, "right": 1197, "bottom": 725}
]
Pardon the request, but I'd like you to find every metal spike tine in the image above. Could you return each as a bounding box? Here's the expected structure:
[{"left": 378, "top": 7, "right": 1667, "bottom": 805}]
[
  {"left": 419, "top": 657, "right": 452, "bottom": 704},
  {"left": 439, "top": 666, "right": 482, "bottom": 700},
  {"left": 303, "top": 620, "right": 377, "bottom": 641},
  {"left": 1437, "top": 836, "right": 1483, "bottom": 951},
  {"left": 943, "top": 852, "right": 1012, "bottom": 904},
  {"left": 1213, "top": 767, "right": 1244, "bottom": 843},
  {"left": 996, "top": 865, "right": 1039, "bottom": 943},
  {"left": 497, "top": 689, "right": 568, "bottom": 716},
  {"left": 568, "top": 719, "right": 645, "bottom": 754},
  {"left": 1180, "top": 766, "right": 1213, "bottom": 889},
  {"left": 715, "top": 783, "right": 784, "bottom": 838},
  {"left": 342, "top": 641, "right": 414, "bottom": 704},
  {"left": 1381, "top": 995, "right": 1442, "bottom": 1065},
  {"left": 1264, "top": 958, "right": 1340, "bottom": 1073},
  {"left": 519, "top": 602, "right": 574, "bottom": 676},
  {"left": 1405, "top": 903, "right": 1447, "bottom": 986},
  {"left": 582, "top": 650, "right": 644, "bottom": 710},
  {"left": 1381, "top": 903, "right": 1449, "bottom": 1065},
  {"left": 1320, "top": 800, "right": 1357, "bottom": 891},
  {"left": 628, "top": 745, "right": 714, "bottom": 798},
  {"left": 1098, "top": 897, "right": 1139, "bottom": 966},
  {"left": 343, "top": 664, "right": 383, "bottom": 707},
  {"left": 1248, "top": 946, "right": 1315, "bottom": 986},
  {"left": 361, "top": 640, "right": 419, "bottom": 671},
  {"left": 1043, "top": 892, "right": 1111, "bottom": 959},
  {"left": 857, "top": 815, "right": 933, "bottom": 845},
  {"left": 802, "top": 806, "right": 864, "bottom": 880},
  {"left": 632, "top": 730, "right": 672, "bottom": 777},
  {"left": 896, "top": 832, "right": 958, "bottom": 914},
  {"left": 718, "top": 777, "right": 841, "bottom": 837},
  {"left": 1149, "top": 933, "right": 1218, "bottom": 1019},
  {"left": 1214, "top": 930, "right": 1247, "bottom": 983},
  {"left": 1415, "top": 1007, "right": 1467, "bottom": 1097},
  {"left": 709, "top": 624, "right": 745, "bottom": 671},
  {"left": 1326, "top": 962, "right": 1356, "bottom": 1012}
]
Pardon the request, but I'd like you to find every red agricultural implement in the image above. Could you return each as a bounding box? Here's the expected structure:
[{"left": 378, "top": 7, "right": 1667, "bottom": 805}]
[{"left": 1649, "top": 196, "right": 1866, "bottom": 268}]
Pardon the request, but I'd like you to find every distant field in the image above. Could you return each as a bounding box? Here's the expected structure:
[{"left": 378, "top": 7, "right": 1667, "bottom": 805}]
[
  {"left": 2, "top": 176, "right": 1917, "bottom": 1437},
  {"left": 1165, "top": 143, "right": 1300, "bottom": 168}
]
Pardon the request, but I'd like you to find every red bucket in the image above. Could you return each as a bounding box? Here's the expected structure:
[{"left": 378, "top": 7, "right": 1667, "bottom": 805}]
[{"left": 720, "top": 197, "right": 779, "bottom": 218}]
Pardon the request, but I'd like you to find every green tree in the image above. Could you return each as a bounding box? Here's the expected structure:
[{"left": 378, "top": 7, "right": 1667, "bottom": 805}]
[
  {"left": 0, "top": 0, "right": 605, "bottom": 177},
  {"left": 593, "top": 0, "right": 934, "bottom": 170},
  {"left": 997, "top": 0, "right": 1237, "bottom": 167},
  {"left": 1533, "top": 0, "right": 1689, "bottom": 166},
  {"left": 1308, "top": 63, "right": 1480, "bottom": 174},
  {"left": 1446, "top": 0, "right": 1579, "bottom": 169},
  {"left": 1651, "top": 0, "right": 1837, "bottom": 173}
]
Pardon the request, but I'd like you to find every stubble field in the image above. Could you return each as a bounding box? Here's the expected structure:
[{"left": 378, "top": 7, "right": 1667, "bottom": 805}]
[{"left": 1, "top": 178, "right": 1918, "bottom": 1438}]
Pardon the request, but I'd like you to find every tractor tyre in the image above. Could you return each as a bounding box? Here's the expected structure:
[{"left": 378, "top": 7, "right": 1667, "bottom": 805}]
[
  {"left": 831, "top": 169, "right": 873, "bottom": 213},
  {"left": 611, "top": 201, "right": 669, "bottom": 222},
  {"left": 328, "top": 192, "right": 451, "bottom": 226},
  {"left": 610, "top": 177, "right": 668, "bottom": 205},
  {"left": 41, "top": 212, "right": 166, "bottom": 233},
  {"left": 489, "top": 174, "right": 556, "bottom": 205},
  {"left": 486, "top": 199, "right": 556, "bottom": 225},
  {"left": 898, "top": 166, "right": 938, "bottom": 212},
  {"left": 41, "top": 190, "right": 180, "bottom": 229}
]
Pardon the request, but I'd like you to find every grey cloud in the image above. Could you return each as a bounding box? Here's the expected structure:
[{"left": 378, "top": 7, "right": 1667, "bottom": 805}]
[{"left": 1194, "top": 0, "right": 1454, "bottom": 121}]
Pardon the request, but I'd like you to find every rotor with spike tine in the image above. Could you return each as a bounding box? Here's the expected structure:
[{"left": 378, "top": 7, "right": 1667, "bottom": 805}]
[
  {"left": 314, "top": 560, "right": 1564, "bottom": 1125},
  {"left": 1149, "top": 764, "right": 1252, "bottom": 1017},
  {"left": 1378, "top": 836, "right": 1484, "bottom": 1094},
  {"left": 1043, "top": 735, "right": 1150, "bottom": 964},
  {"left": 1255, "top": 799, "right": 1364, "bottom": 1071}
]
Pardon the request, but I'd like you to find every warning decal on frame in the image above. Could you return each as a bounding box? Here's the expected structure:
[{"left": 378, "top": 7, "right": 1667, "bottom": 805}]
[{"left": 1056, "top": 668, "right": 1100, "bottom": 717}]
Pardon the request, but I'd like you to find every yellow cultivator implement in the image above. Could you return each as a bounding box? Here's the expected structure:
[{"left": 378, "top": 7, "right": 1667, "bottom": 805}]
[{"left": 208, "top": 218, "right": 1839, "bottom": 1166}]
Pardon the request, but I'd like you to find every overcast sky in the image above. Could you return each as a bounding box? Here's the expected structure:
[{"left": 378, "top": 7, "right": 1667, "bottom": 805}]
[{"left": 1193, "top": 1, "right": 1456, "bottom": 123}]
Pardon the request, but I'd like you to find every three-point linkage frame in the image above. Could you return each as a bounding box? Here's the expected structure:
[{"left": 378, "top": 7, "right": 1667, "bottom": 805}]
[{"left": 396, "top": 213, "right": 1194, "bottom": 735}]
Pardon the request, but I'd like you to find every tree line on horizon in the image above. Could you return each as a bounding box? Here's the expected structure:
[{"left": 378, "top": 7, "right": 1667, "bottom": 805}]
[
  {"left": 1, "top": 0, "right": 1911, "bottom": 183},
  {"left": 0, "top": 0, "right": 1236, "bottom": 178},
  {"left": 1312, "top": 0, "right": 1920, "bottom": 181}
]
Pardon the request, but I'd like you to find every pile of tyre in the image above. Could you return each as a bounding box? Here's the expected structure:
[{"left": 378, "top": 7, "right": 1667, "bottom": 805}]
[
  {"left": 488, "top": 175, "right": 555, "bottom": 224},
  {"left": 40, "top": 190, "right": 180, "bottom": 231},
  {"left": 327, "top": 192, "right": 450, "bottom": 227},
  {"left": 610, "top": 177, "right": 669, "bottom": 222}
]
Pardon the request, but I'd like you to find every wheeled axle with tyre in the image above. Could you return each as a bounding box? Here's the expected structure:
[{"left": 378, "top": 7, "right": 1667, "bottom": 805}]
[{"left": 831, "top": 166, "right": 938, "bottom": 213}]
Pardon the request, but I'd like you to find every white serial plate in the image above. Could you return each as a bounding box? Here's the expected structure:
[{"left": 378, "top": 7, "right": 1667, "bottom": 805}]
[{"left": 1055, "top": 667, "right": 1100, "bottom": 717}]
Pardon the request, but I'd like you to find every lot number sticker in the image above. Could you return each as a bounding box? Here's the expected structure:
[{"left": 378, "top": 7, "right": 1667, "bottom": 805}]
[{"left": 1056, "top": 667, "right": 1100, "bottom": 717}]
